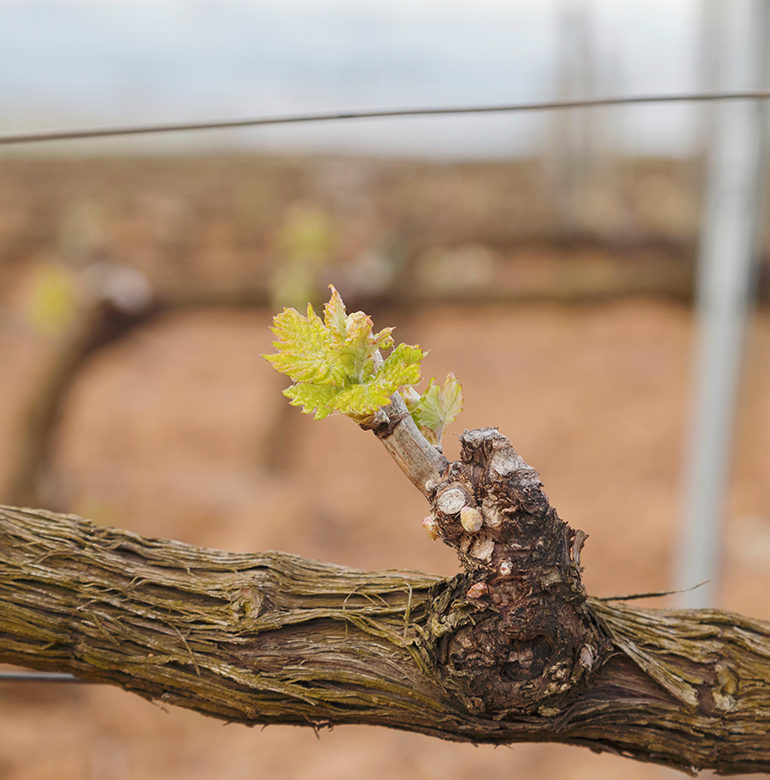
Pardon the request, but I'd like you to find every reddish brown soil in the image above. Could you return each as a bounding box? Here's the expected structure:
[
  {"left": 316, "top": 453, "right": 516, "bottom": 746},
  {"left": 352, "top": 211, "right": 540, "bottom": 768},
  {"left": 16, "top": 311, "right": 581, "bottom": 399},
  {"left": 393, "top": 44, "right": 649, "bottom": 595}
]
[{"left": 1, "top": 295, "right": 768, "bottom": 779}]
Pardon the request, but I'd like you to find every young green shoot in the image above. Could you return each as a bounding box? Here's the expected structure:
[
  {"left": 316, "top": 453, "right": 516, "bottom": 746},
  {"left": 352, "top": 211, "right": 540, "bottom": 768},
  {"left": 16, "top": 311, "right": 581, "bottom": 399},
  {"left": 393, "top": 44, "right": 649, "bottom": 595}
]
[{"left": 264, "top": 286, "right": 463, "bottom": 448}]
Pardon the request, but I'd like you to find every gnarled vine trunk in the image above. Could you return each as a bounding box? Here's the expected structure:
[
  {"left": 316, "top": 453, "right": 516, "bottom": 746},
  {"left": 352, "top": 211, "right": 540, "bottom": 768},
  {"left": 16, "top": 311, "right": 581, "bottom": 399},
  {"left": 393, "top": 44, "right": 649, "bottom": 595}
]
[{"left": 2, "top": 431, "right": 770, "bottom": 775}]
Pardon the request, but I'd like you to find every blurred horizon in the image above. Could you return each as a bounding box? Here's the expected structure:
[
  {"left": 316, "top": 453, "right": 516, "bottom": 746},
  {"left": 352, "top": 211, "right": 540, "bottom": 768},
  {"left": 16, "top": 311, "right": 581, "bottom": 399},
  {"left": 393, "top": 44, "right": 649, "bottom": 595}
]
[{"left": 2, "top": 0, "right": 704, "bottom": 159}]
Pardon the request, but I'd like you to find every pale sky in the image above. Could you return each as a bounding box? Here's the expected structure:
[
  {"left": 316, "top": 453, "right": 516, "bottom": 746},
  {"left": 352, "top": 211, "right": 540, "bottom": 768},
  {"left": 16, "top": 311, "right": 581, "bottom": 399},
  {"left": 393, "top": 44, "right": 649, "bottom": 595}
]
[{"left": 1, "top": 0, "right": 708, "bottom": 157}]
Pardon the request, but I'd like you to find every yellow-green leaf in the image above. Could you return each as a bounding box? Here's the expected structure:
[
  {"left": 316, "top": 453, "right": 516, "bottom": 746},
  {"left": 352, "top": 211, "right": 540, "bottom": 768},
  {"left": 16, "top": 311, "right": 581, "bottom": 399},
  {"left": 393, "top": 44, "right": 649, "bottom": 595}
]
[
  {"left": 25, "top": 263, "right": 81, "bottom": 335},
  {"left": 410, "top": 373, "right": 464, "bottom": 445},
  {"left": 264, "top": 305, "right": 338, "bottom": 384},
  {"left": 264, "top": 287, "right": 428, "bottom": 422},
  {"left": 323, "top": 284, "right": 348, "bottom": 337}
]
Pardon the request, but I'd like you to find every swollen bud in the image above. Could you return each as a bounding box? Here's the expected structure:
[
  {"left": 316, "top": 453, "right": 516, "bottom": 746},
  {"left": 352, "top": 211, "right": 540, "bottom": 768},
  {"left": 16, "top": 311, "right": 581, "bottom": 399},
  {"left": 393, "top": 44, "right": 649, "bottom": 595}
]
[
  {"left": 422, "top": 516, "right": 440, "bottom": 540},
  {"left": 466, "top": 582, "right": 488, "bottom": 599},
  {"left": 460, "top": 506, "right": 483, "bottom": 533}
]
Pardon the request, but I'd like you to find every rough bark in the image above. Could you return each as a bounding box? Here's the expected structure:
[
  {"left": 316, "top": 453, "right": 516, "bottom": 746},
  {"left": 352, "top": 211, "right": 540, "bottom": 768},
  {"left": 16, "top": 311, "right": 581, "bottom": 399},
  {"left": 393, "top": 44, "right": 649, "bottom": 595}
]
[{"left": 2, "top": 431, "right": 770, "bottom": 775}]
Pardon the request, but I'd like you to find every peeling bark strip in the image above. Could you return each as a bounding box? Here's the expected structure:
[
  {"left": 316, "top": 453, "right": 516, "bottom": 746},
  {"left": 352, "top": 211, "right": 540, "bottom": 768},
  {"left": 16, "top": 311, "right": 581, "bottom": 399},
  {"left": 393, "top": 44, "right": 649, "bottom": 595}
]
[{"left": 1, "top": 432, "right": 770, "bottom": 775}]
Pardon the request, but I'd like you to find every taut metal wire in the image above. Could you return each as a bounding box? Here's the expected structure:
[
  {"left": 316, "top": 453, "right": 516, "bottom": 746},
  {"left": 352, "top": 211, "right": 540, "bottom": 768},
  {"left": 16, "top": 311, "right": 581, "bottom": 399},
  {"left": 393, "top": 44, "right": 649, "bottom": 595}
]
[{"left": 1, "top": 90, "right": 769, "bottom": 146}]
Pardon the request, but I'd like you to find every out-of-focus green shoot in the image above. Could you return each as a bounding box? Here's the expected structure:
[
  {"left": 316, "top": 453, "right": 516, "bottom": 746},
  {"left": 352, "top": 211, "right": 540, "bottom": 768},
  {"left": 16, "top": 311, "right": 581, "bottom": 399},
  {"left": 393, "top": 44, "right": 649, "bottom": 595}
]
[
  {"left": 269, "top": 204, "right": 336, "bottom": 310},
  {"left": 24, "top": 262, "right": 82, "bottom": 335}
]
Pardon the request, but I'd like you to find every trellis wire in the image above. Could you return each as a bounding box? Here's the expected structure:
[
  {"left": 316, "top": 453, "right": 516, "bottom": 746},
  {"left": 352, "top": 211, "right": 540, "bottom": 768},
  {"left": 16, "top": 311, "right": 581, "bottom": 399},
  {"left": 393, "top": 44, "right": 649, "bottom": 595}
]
[
  {"left": 1, "top": 90, "right": 769, "bottom": 146},
  {"left": 0, "top": 671, "right": 85, "bottom": 682}
]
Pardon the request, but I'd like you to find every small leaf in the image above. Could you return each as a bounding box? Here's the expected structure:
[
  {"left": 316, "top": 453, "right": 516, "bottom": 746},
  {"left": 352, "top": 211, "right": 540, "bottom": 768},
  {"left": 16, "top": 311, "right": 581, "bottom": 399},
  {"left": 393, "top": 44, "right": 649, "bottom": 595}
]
[
  {"left": 411, "top": 373, "right": 464, "bottom": 445},
  {"left": 377, "top": 343, "right": 423, "bottom": 388},
  {"left": 323, "top": 284, "right": 348, "bottom": 338},
  {"left": 332, "top": 343, "right": 424, "bottom": 418},
  {"left": 264, "top": 305, "right": 338, "bottom": 384},
  {"left": 283, "top": 383, "right": 339, "bottom": 419},
  {"left": 331, "top": 382, "right": 394, "bottom": 418},
  {"left": 337, "top": 311, "right": 378, "bottom": 381}
]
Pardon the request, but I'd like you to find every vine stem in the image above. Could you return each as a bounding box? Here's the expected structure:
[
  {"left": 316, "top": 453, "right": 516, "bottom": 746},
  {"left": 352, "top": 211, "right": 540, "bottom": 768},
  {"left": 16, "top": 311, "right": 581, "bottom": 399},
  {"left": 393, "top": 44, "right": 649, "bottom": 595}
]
[{"left": 361, "top": 351, "right": 448, "bottom": 496}]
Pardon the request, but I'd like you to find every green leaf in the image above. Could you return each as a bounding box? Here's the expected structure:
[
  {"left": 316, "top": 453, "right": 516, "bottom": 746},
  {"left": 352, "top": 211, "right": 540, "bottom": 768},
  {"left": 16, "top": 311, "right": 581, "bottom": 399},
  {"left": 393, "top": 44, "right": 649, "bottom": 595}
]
[
  {"left": 410, "top": 373, "right": 464, "bottom": 445},
  {"left": 378, "top": 344, "right": 423, "bottom": 388},
  {"left": 283, "top": 383, "right": 339, "bottom": 420},
  {"left": 263, "top": 287, "right": 427, "bottom": 421},
  {"left": 264, "top": 304, "right": 339, "bottom": 384},
  {"left": 323, "top": 285, "right": 348, "bottom": 338},
  {"left": 332, "top": 343, "right": 424, "bottom": 418},
  {"left": 331, "top": 382, "right": 394, "bottom": 418}
]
